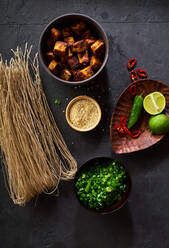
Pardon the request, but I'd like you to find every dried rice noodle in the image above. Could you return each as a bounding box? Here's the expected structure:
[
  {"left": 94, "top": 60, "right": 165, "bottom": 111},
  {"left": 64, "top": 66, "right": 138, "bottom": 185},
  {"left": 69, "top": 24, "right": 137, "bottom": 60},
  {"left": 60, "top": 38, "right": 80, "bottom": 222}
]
[{"left": 0, "top": 44, "right": 77, "bottom": 205}]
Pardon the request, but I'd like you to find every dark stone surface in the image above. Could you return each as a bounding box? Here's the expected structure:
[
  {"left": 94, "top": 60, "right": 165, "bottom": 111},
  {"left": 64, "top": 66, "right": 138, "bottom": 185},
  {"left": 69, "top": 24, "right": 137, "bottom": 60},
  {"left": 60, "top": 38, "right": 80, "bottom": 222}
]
[{"left": 1, "top": 0, "right": 169, "bottom": 247}]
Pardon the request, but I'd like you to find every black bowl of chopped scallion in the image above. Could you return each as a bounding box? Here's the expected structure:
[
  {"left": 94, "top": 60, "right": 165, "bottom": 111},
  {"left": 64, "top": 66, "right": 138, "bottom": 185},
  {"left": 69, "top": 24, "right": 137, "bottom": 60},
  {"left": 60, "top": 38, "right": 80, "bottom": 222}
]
[{"left": 74, "top": 157, "right": 131, "bottom": 214}]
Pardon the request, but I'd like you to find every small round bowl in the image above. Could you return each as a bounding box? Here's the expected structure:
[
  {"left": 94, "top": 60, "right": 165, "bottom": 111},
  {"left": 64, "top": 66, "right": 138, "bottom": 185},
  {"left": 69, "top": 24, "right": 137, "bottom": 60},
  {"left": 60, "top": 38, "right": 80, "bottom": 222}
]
[
  {"left": 65, "top": 95, "right": 102, "bottom": 132},
  {"left": 74, "top": 157, "right": 131, "bottom": 214},
  {"left": 39, "top": 13, "right": 109, "bottom": 85}
]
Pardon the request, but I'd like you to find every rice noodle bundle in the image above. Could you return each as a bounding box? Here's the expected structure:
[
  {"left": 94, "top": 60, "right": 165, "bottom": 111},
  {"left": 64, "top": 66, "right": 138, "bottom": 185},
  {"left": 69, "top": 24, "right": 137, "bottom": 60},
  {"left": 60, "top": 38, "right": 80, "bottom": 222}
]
[{"left": 0, "top": 44, "right": 77, "bottom": 205}]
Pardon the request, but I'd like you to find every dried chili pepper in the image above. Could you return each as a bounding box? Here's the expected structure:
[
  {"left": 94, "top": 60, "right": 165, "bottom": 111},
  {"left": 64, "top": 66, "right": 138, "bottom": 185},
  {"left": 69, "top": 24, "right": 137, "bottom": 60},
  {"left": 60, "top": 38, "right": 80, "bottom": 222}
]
[
  {"left": 136, "top": 69, "right": 148, "bottom": 78},
  {"left": 127, "top": 58, "right": 136, "bottom": 70},
  {"left": 129, "top": 84, "right": 137, "bottom": 96},
  {"left": 130, "top": 70, "right": 138, "bottom": 82}
]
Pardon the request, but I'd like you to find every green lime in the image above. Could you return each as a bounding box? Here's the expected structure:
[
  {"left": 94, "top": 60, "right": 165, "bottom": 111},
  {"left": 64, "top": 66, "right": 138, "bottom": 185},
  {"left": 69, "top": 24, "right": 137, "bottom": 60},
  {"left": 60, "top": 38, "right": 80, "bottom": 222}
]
[
  {"left": 143, "top": 92, "right": 166, "bottom": 115},
  {"left": 149, "top": 114, "right": 169, "bottom": 134}
]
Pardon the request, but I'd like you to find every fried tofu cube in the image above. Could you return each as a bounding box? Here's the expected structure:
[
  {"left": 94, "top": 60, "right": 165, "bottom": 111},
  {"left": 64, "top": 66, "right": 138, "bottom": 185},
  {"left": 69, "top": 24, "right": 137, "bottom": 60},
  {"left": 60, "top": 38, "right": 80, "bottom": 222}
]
[
  {"left": 91, "top": 40, "right": 104, "bottom": 56},
  {"left": 90, "top": 55, "right": 102, "bottom": 71},
  {"left": 64, "top": 36, "right": 75, "bottom": 47},
  {"left": 47, "top": 38, "right": 55, "bottom": 50},
  {"left": 67, "top": 56, "right": 79, "bottom": 70},
  {"left": 51, "top": 28, "right": 61, "bottom": 41},
  {"left": 71, "top": 21, "right": 87, "bottom": 35},
  {"left": 53, "top": 41, "right": 67, "bottom": 57},
  {"left": 60, "top": 68, "right": 71, "bottom": 81},
  {"left": 68, "top": 47, "right": 73, "bottom": 58},
  {"left": 82, "top": 29, "right": 92, "bottom": 39},
  {"left": 77, "top": 50, "right": 89, "bottom": 65},
  {"left": 74, "top": 66, "right": 94, "bottom": 81},
  {"left": 72, "top": 40, "right": 87, "bottom": 53},
  {"left": 48, "top": 60, "right": 61, "bottom": 74},
  {"left": 46, "top": 51, "right": 55, "bottom": 60},
  {"left": 62, "top": 27, "right": 72, "bottom": 38},
  {"left": 85, "top": 37, "right": 96, "bottom": 46},
  {"left": 48, "top": 60, "right": 57, "bottom": 71}
]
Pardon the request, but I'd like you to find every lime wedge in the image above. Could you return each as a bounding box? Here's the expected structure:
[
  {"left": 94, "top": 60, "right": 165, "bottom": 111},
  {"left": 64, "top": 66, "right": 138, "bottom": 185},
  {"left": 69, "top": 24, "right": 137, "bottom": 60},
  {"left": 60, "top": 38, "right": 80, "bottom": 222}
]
[{"left": 143, "top": 92, "right": 166, "bottom": 115}]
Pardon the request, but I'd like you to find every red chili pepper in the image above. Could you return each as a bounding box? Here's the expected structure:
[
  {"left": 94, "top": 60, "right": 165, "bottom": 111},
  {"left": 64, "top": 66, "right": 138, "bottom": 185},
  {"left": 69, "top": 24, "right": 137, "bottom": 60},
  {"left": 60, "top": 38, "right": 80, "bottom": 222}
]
[
  {"left": 123, "top": 126, "right": 141, "bottom": 138},
  {"left": 129, "top": 84, "right": 137, "bottom": 96},
  {"left": 130, "top": 70, "right": 138, "bottom": 82},
  {"left": 123, "top": 126, "right": 132, "bottom": 135},
  {"left": 131, "top": 130, "right": 141, "bottom": 138},
  {"left": 136, "top": 69, "right": 148, "bottom": 78},
  {"left": 115, "top": 116, "right": 141, "bottom": 138},
  {"left": 115, "top": 124, "right": 125, "bottom": 134},
  {"left": 120, "top": 116, "right": 127, "bottom": 126},
  {"left": 127, "top": 58, "right": 136, "bottom": 70}
]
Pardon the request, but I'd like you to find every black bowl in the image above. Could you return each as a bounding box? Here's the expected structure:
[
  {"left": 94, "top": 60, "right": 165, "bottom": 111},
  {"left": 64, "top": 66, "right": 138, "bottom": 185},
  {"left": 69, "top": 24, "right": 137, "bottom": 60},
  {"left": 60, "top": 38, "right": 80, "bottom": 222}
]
[
  {"left": 38, "top": 13, "right": 109, "bottom": 85},
  {"left": 74, "top": 157, "right": 131, "bottom": 214}
]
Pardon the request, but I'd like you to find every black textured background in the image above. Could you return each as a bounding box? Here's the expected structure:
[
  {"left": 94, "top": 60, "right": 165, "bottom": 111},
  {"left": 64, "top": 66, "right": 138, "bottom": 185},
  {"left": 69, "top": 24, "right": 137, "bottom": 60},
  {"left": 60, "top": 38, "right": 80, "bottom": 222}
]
[{"left": 0, "top": 0, "right": 169, "bottom": 247}]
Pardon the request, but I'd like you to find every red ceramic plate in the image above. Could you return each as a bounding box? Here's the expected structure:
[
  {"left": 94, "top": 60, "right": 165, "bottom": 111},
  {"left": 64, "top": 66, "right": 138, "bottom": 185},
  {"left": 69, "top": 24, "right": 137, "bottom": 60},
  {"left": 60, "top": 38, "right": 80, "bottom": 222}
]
[{"left": 110, "top": 79, "right": 169, "bottom": 154}]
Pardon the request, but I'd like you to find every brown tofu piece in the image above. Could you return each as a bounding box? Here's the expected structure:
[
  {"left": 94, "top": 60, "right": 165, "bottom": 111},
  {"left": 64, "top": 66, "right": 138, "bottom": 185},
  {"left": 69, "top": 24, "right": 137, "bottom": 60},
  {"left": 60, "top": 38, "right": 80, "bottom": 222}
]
[
  {"left": 51, "top": 28, "right": 61, "bottom": 41},
  {"left": 46, "top": 51, "right": 55, "bottom": 60},
  {"left": 74, "top": 66, "right": 94, "bottom": 81},
  {"left": 91, "top": 40, "right": 104, "bottom": 56},
  {"left": 77, "top": 50, "right": 89, "bottom": 65},
  {"left": 67, "top": 56, "right": 79, "bottom": 70},
  {"left": 85, "top": 37, "right": 96, "bottom": 46},
  {"left": 62, "top": 27, "right": 72, "bottom": 38},
  {"left": 90, "top": 55, "right": 102, "bottom": 71},
  {"left": 82, "top": 29, "right": 92, "bottom": 39},
  {"left": 71, "top": 21, "right": 87, "bottom": 35},
  {"left": 48, "top": 60, "right": 61, "bottom": 74},
  {"left": 54, "top": 41, "right": 67, "bottom": 57},
  {"left": 60, "top": 68, "right": 71, "bottom": 81},
  {"left": 47, "top": 38, "right": 55, "bottom": 50},
  {"left": 68, "top": 47, "right": 73, "bottom": 58},
  {"left": 72, "top": 40, "right": 87, "bottom": 53},
  {"left": 64, "top": 36, "right": 75, "bottom": 46}
]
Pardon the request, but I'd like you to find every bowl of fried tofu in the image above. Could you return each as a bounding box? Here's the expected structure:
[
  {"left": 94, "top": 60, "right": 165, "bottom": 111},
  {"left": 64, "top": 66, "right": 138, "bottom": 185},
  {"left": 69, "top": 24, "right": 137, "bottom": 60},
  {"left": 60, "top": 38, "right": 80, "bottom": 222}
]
[{"left": 39, "top": 13, "right": 109, "bottom": 85}]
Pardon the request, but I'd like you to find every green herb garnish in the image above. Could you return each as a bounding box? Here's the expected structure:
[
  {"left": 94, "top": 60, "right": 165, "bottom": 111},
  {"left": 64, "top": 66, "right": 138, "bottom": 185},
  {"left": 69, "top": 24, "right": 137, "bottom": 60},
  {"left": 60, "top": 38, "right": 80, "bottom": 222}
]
[
  {"left": 75, "top": 160, "right": 127, "bottom": 211},
  {"left": 54, "top": 99, "right": 61, "bottom": 105}
]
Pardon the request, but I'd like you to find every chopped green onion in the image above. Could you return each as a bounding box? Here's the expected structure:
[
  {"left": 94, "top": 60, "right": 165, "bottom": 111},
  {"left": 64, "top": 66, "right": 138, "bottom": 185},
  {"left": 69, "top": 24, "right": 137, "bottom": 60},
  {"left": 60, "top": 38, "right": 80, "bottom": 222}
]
[
  {"left": 75, "top": 160, "right": 127, "bottom": 211},
  {"left": 54, "top": 99, "right": 61, "bottom": 105}
]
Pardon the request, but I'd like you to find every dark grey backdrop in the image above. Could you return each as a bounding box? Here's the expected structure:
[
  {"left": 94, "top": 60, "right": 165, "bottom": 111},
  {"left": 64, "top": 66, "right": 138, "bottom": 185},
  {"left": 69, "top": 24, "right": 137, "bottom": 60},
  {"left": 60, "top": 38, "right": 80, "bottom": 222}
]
[{"left": 0, "top": 0, "right": 169, "bottom": 247}]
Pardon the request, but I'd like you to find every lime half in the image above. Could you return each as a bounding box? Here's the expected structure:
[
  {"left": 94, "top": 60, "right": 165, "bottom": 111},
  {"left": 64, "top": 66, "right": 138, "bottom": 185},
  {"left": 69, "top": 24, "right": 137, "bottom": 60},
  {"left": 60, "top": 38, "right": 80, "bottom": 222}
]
[{"left": 143, "top": 92, "right": 166, "bottom": 115}]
